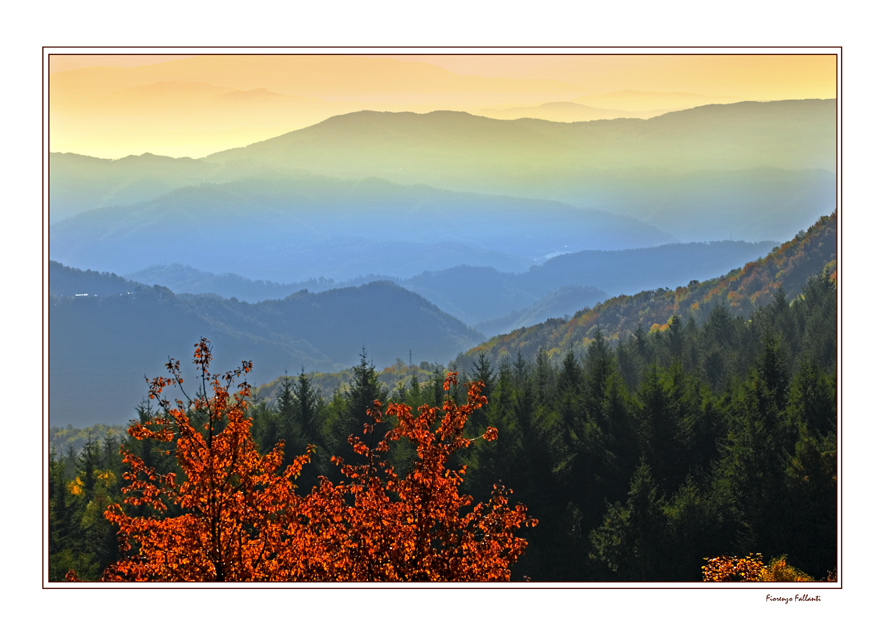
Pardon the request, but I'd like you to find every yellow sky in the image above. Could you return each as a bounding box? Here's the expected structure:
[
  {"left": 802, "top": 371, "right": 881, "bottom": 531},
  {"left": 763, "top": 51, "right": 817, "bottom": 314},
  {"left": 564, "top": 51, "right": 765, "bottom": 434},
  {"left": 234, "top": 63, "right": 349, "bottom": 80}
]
[
  {"left": 48, "top": 54, "right": 197, "bottom": 73},
  {"left": 384, "top": 54, "right": 836, "bottom": 98},
  {"left": 47, "top": 52, "right": 837, "bottom": 159}
]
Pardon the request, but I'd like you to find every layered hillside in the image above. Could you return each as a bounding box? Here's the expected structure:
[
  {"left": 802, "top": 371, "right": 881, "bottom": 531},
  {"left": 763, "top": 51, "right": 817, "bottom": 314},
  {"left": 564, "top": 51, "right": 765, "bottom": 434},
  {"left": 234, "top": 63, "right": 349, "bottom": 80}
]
[
  {"left": 49, "top": 175, "right": 671, "bottom": 281},
  {"left": 121, "top": 239, "right": 776, "bottom": 330},
  {"left": 49, "top": 265, "right": 483, "bottom": 427},
  {"left": 455, "top": 211, "right": 837, "bottom": 369},
  {"left": 51, "top": 100, "right": 837, "bottom": 248}
]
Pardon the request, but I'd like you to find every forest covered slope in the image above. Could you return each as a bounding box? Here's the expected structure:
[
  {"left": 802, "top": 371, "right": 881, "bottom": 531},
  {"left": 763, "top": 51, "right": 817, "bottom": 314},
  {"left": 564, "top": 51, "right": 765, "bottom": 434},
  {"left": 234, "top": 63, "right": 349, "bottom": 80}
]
[
  {"left": 455, "top": 211, "right": 836, "bottom": 370},
  {"left": 50, "top": 212, "right": 838, "bottom": 583}
]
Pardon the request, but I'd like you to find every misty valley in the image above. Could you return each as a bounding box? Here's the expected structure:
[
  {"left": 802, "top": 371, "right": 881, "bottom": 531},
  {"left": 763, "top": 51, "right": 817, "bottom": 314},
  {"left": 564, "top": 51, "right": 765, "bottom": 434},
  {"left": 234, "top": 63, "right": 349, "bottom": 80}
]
[{"left": 48, "top": 79, "right": 838, "bottom": 583}]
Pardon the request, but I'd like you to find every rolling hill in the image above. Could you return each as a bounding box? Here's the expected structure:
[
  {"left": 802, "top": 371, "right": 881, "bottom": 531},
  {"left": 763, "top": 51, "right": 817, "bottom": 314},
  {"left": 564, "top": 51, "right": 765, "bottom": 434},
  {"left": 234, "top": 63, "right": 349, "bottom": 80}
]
[
  {"left": 119, "top": 238, "right": 777, "bottom": 332},
  {"left": 50, "top": 100, "right": 836, "bottom": 246},
  {"left": 49, "top": 265, "right": 484, "bottom": 427},
  {"left": 49, "top": 175, "right": 673, "bottom": 281},
  {"left": 48, "top": 210, "right": 834, "bottom": 428},
  {"left": 453, "top": 211, "right": 837, "bottom": 370},
  {"left": 201, "top": 101, "right": 837, "bottom": 242},
  {"left": 404, "top": 240, "right": 777, "bottom": 327}
]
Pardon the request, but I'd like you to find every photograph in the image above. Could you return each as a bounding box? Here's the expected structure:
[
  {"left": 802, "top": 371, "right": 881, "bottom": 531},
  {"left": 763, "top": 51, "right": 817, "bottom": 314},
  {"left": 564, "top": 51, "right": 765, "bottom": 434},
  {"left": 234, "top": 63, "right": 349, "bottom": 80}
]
[{"left": 44, "top": 47, "right": 839, "bottom": 589}]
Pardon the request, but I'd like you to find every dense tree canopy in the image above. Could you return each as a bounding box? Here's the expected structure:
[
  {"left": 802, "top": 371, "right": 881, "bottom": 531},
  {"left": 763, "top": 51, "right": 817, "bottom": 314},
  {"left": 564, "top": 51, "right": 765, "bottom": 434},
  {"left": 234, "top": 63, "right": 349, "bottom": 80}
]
[
  {"left": 96, "top": 339, "right": 535, "bottom": 582},
  {"left": 51, "top": 264, "right": 837, "bottom": 583}
]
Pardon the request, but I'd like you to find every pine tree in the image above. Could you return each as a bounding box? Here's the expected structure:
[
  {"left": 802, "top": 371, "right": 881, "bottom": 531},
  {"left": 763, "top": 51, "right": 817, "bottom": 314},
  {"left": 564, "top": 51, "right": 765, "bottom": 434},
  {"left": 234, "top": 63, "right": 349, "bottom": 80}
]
[
  {"left": 324, "top": 348, "right": 389, "bottom": 468},
  {"left": 589, "top": 461, "right": 668, "bottom": 581}
]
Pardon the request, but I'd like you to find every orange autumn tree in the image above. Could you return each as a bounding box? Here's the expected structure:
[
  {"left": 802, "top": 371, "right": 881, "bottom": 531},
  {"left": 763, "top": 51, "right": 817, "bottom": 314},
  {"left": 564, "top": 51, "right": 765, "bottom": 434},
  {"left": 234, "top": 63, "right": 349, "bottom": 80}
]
[
  {"left": 103, "top": 339, "right": 312, "bottom": 581},
  {"left": 287, "top": 376, "right": 536, "bottom": 581},
  {"left": 103, "top": 339, "right": 536, "bottom": 582}
]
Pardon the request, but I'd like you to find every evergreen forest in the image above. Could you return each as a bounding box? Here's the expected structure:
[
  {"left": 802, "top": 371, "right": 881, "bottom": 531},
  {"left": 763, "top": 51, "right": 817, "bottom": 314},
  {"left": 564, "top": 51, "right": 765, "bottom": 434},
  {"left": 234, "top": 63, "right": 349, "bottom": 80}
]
[{"left": 48, "top": 215, "right": 837, "bottom": 583}]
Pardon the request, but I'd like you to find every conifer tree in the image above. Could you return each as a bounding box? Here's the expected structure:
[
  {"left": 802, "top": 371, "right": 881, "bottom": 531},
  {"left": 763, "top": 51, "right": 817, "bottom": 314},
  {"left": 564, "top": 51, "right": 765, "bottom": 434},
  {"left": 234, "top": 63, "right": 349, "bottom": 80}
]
[
  {"left": 589, "top": 462, "right": 668, "bottom": 581},
  {"left": 325, "top": 348, "right": 389, "bottom": 467}
]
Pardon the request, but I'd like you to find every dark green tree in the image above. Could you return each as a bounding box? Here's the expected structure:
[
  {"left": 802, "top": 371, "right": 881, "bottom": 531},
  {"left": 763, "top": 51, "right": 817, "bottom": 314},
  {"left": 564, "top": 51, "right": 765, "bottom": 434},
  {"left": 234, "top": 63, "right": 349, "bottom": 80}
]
[
  {"left": 589, "top": 462, "right": 668, "bottom": 581},
  {"left": 468, "top": 352, "right": 497, "bottom": 437},
  {"left": 711, "top": 334, "right": 794, "bottom": 559},
  {"left": 324, "top": 348, "right": 389, "bottom": 467},
  {"left": 634, "top": 364, "right": 689, "bottom": 495}
]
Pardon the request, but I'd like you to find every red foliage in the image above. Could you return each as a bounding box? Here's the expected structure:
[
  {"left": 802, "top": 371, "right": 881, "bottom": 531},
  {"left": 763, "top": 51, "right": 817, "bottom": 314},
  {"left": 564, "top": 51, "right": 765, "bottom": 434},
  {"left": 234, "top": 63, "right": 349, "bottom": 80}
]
[{"left": 103, "top": 339, "right": 535, "bottom": 582}]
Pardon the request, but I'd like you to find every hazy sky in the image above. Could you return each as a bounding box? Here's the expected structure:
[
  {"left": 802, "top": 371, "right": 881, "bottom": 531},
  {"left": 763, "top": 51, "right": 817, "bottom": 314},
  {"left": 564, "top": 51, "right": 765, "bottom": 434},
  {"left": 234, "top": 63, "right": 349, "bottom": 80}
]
[
  {"left": 48, "top": 54, "right": 198, "bottom": 73},
  {"left": 383, "top": 54, "right": 835, "bottom": 97},
  {"left": 47, "top": 51, "right": 837, "bottom": 159}
]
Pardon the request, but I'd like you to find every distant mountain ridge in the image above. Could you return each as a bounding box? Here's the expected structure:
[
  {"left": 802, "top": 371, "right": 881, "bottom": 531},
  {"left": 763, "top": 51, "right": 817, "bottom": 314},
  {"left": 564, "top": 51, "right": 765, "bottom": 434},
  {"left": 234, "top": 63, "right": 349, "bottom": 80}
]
[
  {"left": 49, "top": 175, "right": 674, "bottom": 281},
  {"left": 472, "top": 87, "right": 743, "bottom": 122},
  {"left": 404, "top": 240, "right": 778, "bottom": 327},
  {"left": 116, "top": 239, "right": 777, "bottom": 331},
  {"left": 205, "top": 101, "right": 835, "bottom": 175},
  {"left": 51, "top": 100, "right": 836, "bottom": 245},
  {"left": 454, "top": 211, "right": 837, "bottom": 370},
  {"left": 476, "top": 102, "right": 669, "bottom": 122},
  {"left": 48, "top": 211, "right": 834, "bottom": 428},
  {"left": 122, "top": 263, "right": 332, "bottom": 302},
  {"left": 473, "top": 286, "right": 609, "bottom": 336},
  {"left": 49, "top": 264, "right": 484, "bottom": 427},
  {"left": 47, "top": 99, "right": 838, "bottom": 427}
]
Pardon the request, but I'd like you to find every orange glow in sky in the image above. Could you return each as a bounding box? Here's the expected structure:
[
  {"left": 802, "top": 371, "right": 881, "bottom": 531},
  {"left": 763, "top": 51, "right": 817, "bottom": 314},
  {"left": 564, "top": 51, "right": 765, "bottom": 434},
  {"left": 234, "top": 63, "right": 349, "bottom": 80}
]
[{"left": 48, "top": 52, "right": 837, "bottom": 159}]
